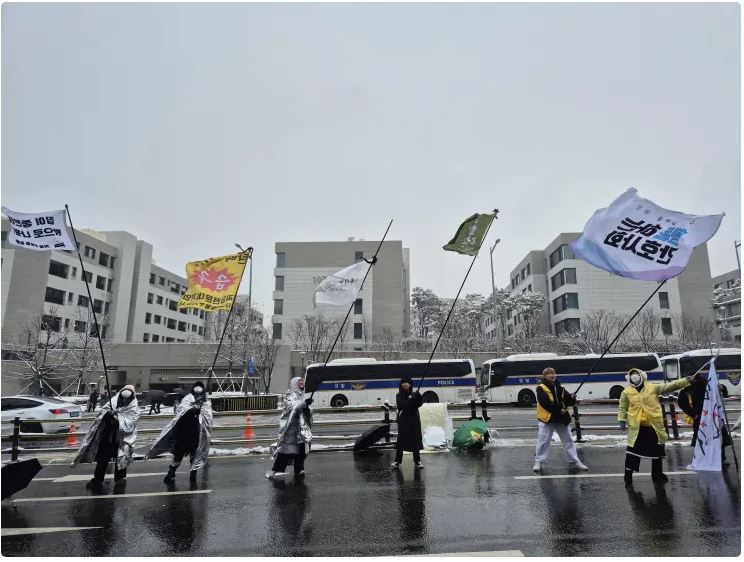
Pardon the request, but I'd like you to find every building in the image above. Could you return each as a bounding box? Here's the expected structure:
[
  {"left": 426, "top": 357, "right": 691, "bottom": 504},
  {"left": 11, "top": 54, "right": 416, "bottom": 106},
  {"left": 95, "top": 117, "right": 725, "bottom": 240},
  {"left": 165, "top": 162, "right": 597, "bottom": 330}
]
[
  {"left": 485, "top": 232, "right": 718, "bottom": 341},
  {"left": 712, "top": 269, "right": 741, "bottom": 343},
  {"left": 272, "top": 239, "right": 410, "bottom": 348},
  {"left": 1, "top": 220, "right": 209, "bottom": 346}
]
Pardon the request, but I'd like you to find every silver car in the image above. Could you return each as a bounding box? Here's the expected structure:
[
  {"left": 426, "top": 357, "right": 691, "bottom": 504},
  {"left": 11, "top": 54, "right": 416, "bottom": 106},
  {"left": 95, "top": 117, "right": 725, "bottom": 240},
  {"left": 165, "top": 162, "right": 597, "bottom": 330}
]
[{"left": 1, "top": 396, "right": 82, "bottom": 434}]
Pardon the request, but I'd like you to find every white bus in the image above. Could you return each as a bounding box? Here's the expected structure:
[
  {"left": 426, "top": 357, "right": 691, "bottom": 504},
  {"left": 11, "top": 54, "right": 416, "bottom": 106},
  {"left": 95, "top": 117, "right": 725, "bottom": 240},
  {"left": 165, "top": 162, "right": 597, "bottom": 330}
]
[
  {"left": 660, "top": 348, "right": 741, "bottom": 398},
  {"left": 481, "top": 352, "right": 664, "bottom": 406},
  {"left": 304, "top": 358, "right": 477, "bottom": 408}
]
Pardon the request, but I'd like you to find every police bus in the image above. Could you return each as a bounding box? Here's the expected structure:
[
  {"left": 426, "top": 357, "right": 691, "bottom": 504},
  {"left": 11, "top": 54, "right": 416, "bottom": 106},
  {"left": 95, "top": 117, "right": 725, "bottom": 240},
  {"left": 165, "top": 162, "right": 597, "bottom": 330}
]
[
  {"left": 304, "top": 358, "right": 477, "bottom": 408},
  {"left": 660, "top": 348, "right": 741, "bottom": 397},
  {"left": 480, "top": 352, "right": 664, "bottom": 406}
]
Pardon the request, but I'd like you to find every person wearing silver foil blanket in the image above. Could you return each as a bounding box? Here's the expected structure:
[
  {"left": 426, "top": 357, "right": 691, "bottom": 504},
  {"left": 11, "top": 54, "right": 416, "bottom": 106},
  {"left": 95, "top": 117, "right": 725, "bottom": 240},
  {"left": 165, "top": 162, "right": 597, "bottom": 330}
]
[
  {"left": 146, "top": 381, "right": 213, "bottom": 483},
  {"left": 71, "top": 384, "right": 140, "bottom": 489},
  {"left": 266, "top": 376, "right": 313, "bottom": 480}
]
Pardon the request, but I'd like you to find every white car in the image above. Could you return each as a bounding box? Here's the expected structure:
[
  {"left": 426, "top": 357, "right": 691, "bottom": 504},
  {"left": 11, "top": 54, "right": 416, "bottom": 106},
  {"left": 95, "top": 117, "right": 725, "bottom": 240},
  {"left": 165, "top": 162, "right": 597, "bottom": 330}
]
[{"left": 1, "top": 396, "right": 82, "bottom": 434}]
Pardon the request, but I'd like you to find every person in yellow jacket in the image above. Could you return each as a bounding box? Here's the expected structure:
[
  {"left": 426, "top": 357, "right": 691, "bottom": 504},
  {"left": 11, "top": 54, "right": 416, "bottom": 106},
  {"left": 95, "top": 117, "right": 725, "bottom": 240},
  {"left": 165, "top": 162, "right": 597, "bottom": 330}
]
[{"left": 618, "top": 368, "right": 695, "bottom": 485}]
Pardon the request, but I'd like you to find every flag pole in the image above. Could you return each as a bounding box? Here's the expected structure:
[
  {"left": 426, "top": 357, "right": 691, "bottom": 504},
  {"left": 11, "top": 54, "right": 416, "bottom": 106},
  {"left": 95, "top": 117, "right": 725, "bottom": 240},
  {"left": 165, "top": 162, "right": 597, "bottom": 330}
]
[
  {"left": 309, "top": 219, "right": 393, "bottom": 400},
  {"left": 573, "top": 279, "right": 667, "bottom": 395},
  {"left": 203, "top": 247, "right": 253, "bottom": 402},
  {"left": 714, "top": 365, "right": 739, "bottom": 472},
  {"left": 416, "top": 211, "right": 498, "bottom": 393},
  {"left": 64, "top": 205, "right": 114, "bottom": 409}
]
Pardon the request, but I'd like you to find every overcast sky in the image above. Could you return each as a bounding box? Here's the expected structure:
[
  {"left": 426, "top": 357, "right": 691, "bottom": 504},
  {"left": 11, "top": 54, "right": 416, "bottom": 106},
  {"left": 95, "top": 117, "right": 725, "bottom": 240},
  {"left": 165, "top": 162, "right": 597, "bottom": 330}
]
[{"left": 3, "top": 3, "right": 740, "bottom": 321}]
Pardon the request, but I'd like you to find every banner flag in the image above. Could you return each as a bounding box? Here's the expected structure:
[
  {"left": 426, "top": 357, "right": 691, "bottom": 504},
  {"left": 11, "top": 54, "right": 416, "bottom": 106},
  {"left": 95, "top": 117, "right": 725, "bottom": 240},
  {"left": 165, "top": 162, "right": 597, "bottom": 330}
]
[
  {"left": 314, "top": 261, "right": 367, "bottom": 307},
  {"left": 178, "top": 250, "right": 251, "bottom": 311},
  {"left": 569, "top": 188, "right": 723, "bottom": 281},
  {"left": 1, "top": 207, "right": 76, "bottom": 251},
  {"left": 443, "top": 213, "right": 495, "bottom": 256},
  {"left": 688, "top": 360, "right": 724, "bottom": 472}
]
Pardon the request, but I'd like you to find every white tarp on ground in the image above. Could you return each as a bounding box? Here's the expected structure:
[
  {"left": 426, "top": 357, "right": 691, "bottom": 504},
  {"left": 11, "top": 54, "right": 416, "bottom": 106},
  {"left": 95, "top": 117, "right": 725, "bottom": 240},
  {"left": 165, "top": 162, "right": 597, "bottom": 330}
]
[{"left": 419, "top": 403, "right": 453, "bottom": 450}]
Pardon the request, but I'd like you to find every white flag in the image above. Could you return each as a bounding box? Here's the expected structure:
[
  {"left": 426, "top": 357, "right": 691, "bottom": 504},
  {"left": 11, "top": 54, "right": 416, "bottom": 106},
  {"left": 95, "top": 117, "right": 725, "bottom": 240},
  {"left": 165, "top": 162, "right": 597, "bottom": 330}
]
[
  {"left": 313, "top": 261, "right": 367, "bottom": 306},
  {"left": 2, "top": 207, "right": 76, "bottom": 251},
  {"left": 569, "top": 188, "right": 723, "bottom": 281},
  {"left": 688, "top": 360, "right": 725, "bottom": 472}
]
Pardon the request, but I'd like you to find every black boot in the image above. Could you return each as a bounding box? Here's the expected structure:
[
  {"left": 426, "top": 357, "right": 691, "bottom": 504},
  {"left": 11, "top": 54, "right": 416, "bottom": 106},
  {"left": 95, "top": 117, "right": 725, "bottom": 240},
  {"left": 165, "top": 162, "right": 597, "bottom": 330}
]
[
  {"left": 164, "top": 466, "right": 177, "bottom": 483},
  {"left": 189, "top": 469, "right": 197, "bottom": 482},
  {"left": 651, "top": 459, "right": 668, "bottom": 485},
  {"left": 624, "top": 469, "right": 633, "bottom": 486}
]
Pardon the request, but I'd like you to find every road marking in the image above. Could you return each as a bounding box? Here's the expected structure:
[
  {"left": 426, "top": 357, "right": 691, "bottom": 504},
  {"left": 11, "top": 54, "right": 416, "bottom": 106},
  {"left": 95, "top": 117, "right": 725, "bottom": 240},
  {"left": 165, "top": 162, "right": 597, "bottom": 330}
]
[
  {"left": 35, "top": 472, "right": 167, "bottom": 483},
  {"left": 415, "top": 551, "right": 524, "bottom": 557},
  {"left": 2, "top": 527, "right": 102, "bottom": 536},
  {"left": 515, "top": 471, "right": 696, "bottom": 480},
  {"left": 13, "top": 490, "right": 211, "bottom": 503}
]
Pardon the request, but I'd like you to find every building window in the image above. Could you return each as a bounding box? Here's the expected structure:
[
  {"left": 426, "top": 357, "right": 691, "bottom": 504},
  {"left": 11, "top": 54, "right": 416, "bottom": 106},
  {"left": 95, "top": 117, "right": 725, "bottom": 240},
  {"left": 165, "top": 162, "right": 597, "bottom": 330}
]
[
  {"left": 551, "top": 268, "right": 577, "bottom": 291},
  {"left": 526, "top": 263, "right": 531, "bottom": 276},
  {"left": 354, "top": 323, "right": 363, "bottom": 339},
  {"left": 154, "top": 314, "right": 161, "bottom": 324},
  {"left": 167, "top": 318, "right": 176, "bottom": 330},
  {"left": 179, "top": 308, "right": 187, "bottom": 315},
  {"left": 354, "top": 298, "right": 362, "bottom": 315},
  {"left": 143, "top": 333, "right": 150, "bottom": 343},
  {"left": 99, "top": 252, "right": 109, "bottom": 267},
  {"left": 107, "top": 279, "right": 113, "bottom": 293},
  {"left": 44, "top": 287, "right": 66, "bottom": 305},
  {"left": 41, "top": 315, "right": 61, "bottom": 332},
  {"left": 659, "top": 292, "right": 670, "bottom": 309},
  {"left": 159, "top": 276, "right": 165, "bottom": 286},
  {"left": 507, "top": 325, "right": 513, "bottom": 336},
  {"left": 150, "top": 273, "right": 156, "bottom": 284},
  {"left": 156, "top": 296, "right": 163, "bottom": 305},
  {"left": 152, "top": 334, "right": 160, "bottom": 343},
  {"left": 520, "top": 268, "right": 525, "bottom": 281},
  {"left": 661, "top": 318, "right": 673, "bottom": 335},
  {"left": 355, "top": 251, "right": 364, "bottom": 263},
  {"left": 84, "top": 271, "right": 93, "bottom": 283},
  {"left": 553, "top": 292, "right": 579, "bottom": 314},
  {"left": 72, "top": 266, "right": 77, "bottom": 279},
  {"left": 178, "top": 321, "right": 187, "bottom": 332},
  {"left": 96, "top": 275, "right": 106, "bottom": 290},
  {"left": 78, "top": 295, "right": 90, "bottom": 307},
  {"left": 199, "top": 310, "right": 204, "bottom": 319},
  {"left": 192, "top": 325, "right": 197, "bottom": 332},
  {"left": 165, "top": 337, "right": 175, "bottom": 342},
  {"left": 170, "top": 282, "right": 180, "bottom": 293},
  {"left": 147, "top": 293, "right": 154, "bottom": 304},
  {"left": 274, "top": 299, "right": 284, "bottom": 315},
  {"left": 67, "top": 292, "right": 73, "bottom": 304},
  {"left": 92, "top": 299, "right": 103, "bottom": 314},
  {"left": 528, "top": 284, "right": 532, "bottom": 292},
  {"left": 169, "top": 301, "right": 177, "bottom": 311},
  {"left": 84, "top": 246, "right": 96, "bottom": 259},
  {"left": 276, "top": 253, "right": 285, "bottom": 268},
  {"left": 48, "top": 260, "right": 69, "bottom": 279},
  {"left": 74, "top": 320, "right": 86, "bottom": 333},
  {"left": 198, "top": 327, "right": 203, "bottom": 336},
  {"left": 64, "top": 318, "right": 70, "bottom": 330},
  {"left": 272, "top": 323, "right": 283, "bottom": 340},
  {"left": 145, "top": 313, "right": 152, "bottom": 324},
  {"left": 275, "top": 276, "right": 284, "bottom": 291},
  {"left": 554, "top": 317, "right": 581, "bottom": 335},
  {"left": 109, "top": 256, "right": 116, "bottom": 269},
  {"left": 549, "top": 244, "right": 575, "bottom": 269}
]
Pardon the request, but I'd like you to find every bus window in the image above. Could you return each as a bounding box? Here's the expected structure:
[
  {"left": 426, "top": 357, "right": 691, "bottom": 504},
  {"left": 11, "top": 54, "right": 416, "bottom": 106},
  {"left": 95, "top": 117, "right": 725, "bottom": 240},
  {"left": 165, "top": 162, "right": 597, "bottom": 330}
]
[
  {"left": 490, "top": 366, "right": 507, "bottom": 388},
  {"left": 663, "top": 361, "right": 679, "bottom": 380}
]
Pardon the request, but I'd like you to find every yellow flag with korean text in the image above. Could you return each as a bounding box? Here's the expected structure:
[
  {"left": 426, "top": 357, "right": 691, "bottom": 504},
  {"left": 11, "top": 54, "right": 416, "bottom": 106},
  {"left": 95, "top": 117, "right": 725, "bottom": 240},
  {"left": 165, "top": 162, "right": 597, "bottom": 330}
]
[{"left": 177, "top": 250, "right": 252, "bottom": 311}]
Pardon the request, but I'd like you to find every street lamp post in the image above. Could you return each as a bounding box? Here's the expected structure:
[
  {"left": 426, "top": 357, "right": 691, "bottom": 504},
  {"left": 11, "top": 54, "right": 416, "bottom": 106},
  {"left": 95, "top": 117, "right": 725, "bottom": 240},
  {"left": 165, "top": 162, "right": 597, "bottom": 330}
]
[
  {"left": 489, "top": 239, "right": 501, "bottom": 351},
  {"left": 735, "top": 240, "right": 741, "bottom": 273}
]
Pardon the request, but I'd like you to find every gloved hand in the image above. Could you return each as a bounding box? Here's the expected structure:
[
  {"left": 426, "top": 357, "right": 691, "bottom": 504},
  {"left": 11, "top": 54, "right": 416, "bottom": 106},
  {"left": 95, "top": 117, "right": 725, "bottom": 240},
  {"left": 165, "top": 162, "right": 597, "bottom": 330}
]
[
  {"left": 618, "top": 421, "right": 627, "bottom": 431},
  {"left": 412, "top": 391, "right": 421, "bottom": 398},
  {"left": 305, "top": 398, "right": 313, "bottom": 407}
]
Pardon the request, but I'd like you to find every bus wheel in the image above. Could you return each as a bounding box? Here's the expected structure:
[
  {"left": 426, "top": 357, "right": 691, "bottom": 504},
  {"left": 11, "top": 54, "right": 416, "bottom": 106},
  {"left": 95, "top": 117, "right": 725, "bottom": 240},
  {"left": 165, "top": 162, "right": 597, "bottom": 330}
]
[
  {"left": 330, "top": 394, "right": 348, "bottom": 408},
  {"left": 517, "top": 389, "right": 536, "bottom": 407},
  {"left": 609, "top": 386, "right": 624, "bottom": 400},
  {"left": 422, "top": 391, "right": 439, "bottom": 404}
]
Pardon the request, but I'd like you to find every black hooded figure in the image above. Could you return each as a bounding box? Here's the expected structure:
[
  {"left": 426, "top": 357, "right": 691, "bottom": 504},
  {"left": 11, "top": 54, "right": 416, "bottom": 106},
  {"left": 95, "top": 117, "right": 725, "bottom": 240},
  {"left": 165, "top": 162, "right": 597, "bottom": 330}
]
[
  {"left": 392, "top": 378, "right": 424, "bottom": 469},
  {"left": 164, "top": 381, "right": 206, "bottom": 482}
]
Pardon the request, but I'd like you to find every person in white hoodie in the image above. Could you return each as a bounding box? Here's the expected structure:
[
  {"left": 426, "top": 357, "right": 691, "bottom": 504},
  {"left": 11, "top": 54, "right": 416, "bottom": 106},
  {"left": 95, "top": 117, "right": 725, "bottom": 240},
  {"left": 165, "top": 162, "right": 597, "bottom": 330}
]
[{"left": 266, "top": 377, "right": 313, "bottom": 480}]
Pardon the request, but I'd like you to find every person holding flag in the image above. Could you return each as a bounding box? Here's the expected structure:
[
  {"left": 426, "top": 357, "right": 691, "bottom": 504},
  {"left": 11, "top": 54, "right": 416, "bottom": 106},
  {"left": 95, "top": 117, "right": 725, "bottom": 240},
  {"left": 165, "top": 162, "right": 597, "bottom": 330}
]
[
  {"left": 266, "top": 377, "right": 313, "bottom": 480},
  {"left": 618, "top": 369, "right": 696, "bottom": 485}
]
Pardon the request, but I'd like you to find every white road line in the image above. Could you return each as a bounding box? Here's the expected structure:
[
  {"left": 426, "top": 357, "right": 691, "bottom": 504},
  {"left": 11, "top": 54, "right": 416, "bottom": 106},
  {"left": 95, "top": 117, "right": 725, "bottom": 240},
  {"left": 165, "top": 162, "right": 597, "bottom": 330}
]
[
  {"left": 2, "top": 527, "right": 102, "bottom": 537},
  {"left": 415, "top": 551, "right": 524, "bottom": 557},
  {"left": 514, "top": 471, "right": 696, "bottom": 480},
  {"left": 13, "top": 490, "right": 211, "bottom": 503},
  {"left": 44, "top": 472, "right": 166, "bottom": 483}
]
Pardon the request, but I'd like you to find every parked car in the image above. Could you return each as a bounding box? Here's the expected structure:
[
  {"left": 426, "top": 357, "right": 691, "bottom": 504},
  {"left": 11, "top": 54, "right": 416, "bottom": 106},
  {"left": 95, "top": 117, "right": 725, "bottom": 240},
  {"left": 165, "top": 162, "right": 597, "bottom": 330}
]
[{"left": 1, "top": 396, "right": 82, "bottom": 434}]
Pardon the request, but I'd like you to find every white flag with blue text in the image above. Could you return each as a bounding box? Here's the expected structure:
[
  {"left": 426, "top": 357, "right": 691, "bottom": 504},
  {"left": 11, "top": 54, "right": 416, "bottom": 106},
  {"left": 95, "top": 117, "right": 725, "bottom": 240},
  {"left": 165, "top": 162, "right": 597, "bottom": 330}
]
[
  {"left": 313, "top": 261, "right": 367, "bottom": 307},
  {"left": 2, "top": 207, "right": 76, "bottom": 251},
  {"left": 569, "top": 188, "right": 723, "bottom": 281},
  {"left": 688, "top": 360, "right": 724, "bottom": 472}
]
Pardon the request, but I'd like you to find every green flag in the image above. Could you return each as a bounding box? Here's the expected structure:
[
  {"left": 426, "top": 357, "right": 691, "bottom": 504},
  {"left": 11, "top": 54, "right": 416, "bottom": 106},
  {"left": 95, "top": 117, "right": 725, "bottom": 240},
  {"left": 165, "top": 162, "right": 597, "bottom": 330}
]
[{"left": 443, "top": 213, "right": 495, "bottom": 256}]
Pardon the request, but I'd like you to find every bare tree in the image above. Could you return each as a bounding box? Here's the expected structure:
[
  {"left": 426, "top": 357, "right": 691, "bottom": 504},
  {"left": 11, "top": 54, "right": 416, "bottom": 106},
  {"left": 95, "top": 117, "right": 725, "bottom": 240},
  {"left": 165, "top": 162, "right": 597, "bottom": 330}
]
[
  {"left": 288, "top": 312, "right": 335, "bottom": 364},
  {"left": 672, "top": 313, "right": 716, "bottom": 351},
  {"left": 628, "top": 309, "right": 660, "bottom": 352},
  {"left": 369, "top": 327, "right": 403, "bottom": 361},
  {"left": 251, "top": 325, "right": 282, "bottom": 393},
  {"left": 59, "top": 307, "right": 109, "bottom": 396}
]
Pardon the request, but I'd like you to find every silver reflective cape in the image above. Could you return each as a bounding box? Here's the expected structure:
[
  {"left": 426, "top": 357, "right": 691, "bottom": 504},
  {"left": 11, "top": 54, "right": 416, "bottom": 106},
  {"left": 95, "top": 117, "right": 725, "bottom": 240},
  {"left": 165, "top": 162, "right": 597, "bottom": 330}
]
[
  {"left": 144, "top": 393, "right": 213, "bottom": 470},
  {"left": 71, "top": 392, "right": 140, "bottom": 470},
  {"left": 275, "top": 378, "right": 313, "bottom": 456}
]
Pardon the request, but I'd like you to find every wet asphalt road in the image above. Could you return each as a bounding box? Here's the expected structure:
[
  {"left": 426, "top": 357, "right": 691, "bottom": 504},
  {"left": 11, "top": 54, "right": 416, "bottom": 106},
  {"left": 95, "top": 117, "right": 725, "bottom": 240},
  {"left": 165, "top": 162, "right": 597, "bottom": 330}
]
[{"left": 2, "top": 438, "right": 740, "bottom": 556}]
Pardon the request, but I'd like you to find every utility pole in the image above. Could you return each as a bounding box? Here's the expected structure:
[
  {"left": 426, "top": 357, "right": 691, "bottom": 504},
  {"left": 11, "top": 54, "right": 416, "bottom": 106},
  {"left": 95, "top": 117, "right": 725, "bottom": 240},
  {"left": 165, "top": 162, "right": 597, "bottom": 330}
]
[
  {"left": 735, "top": 240, "right": 741, "bottom": 274},
  {"left": 489, "top": 239, "right": 501, "bottom": 351}
]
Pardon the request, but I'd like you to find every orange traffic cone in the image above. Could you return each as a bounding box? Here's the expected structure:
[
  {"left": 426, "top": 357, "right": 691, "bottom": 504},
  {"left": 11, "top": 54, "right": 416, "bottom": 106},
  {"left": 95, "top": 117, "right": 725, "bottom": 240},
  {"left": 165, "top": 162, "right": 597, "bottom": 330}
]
[
  {"left": 243, "top": 414, "right": 255, "bottom": 439},
  {"left": 66, "top": 423, "right": 80, "bottom": 446}
]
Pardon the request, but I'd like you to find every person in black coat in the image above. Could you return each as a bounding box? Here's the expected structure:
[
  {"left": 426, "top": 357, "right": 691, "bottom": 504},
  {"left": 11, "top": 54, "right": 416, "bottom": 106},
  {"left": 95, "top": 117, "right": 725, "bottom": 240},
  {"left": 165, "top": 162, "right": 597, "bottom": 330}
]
[
  {"left": 87, "top": 389, "right": 99, "bottom": 413},
  {"left": 677, "top": 372, "right": 732, "bottom": 466},
  {"left": 392, "top": 378, "right": 424, "bottom": 470}
]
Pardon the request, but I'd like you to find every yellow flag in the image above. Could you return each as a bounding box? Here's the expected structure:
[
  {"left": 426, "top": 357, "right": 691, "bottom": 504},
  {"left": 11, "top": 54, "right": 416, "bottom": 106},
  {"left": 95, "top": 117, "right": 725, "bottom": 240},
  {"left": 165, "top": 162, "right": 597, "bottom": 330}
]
[{"left": 177, "top": 250, "right": 252, "bottom": 311}]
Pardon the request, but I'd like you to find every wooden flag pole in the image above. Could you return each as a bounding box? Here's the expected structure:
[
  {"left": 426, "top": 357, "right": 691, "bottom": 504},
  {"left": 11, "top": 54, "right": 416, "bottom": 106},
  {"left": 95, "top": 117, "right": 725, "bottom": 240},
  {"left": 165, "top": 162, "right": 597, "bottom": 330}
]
[
  {"left": 309, "top": 219, "right": 393, "bottom": 400},
  {"left": 416, "top": 211, "right": 498, "bottom": 393},
  {"left": 64, "top": 205, "right": 114, "bottom": 409}
]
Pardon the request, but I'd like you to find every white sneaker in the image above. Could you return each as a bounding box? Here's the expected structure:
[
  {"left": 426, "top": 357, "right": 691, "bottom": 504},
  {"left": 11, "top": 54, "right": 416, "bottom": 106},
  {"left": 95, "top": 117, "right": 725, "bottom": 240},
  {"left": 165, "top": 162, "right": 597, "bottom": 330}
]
[
  {"left": 391, "top": 462, "right": 400, "bottom": 469},
  {"left": 573, "top": 461, "right": 589, "bottom": 471},
  {"left": 532, "top": 462, "right": 541, "bottom": 472},
  {"left": 265, "top": 470, "right": 288, "bottom": 480}
]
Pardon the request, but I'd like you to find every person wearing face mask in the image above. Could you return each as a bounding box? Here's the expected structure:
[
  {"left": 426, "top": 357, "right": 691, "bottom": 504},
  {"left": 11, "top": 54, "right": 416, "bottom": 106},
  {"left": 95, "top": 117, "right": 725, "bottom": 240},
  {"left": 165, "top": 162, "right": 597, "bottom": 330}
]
[
  {"left": 391, "top": 378, "right": 424, "bottom": 470},
  {"left": 533, "top": 368, "right": 588, "bottom": 472},
  {"left": 266, "top": 377, "right": 313, "bottom": 480},
  {"left": 618, "top": 368, "right": 695, "bottom": 485},
  {"left": 72, "top": 385, "right": 140, "bottom": 488},
  {"left": 146, "top": 381, "right": 214, "bottom": 482}
]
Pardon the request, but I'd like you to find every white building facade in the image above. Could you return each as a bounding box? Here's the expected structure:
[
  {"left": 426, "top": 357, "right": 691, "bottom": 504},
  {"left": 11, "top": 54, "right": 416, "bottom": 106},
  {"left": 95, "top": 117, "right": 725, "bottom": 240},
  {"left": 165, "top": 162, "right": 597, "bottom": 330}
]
[{"left": 712, "top": 269, "right": 741, "bottom": 343}]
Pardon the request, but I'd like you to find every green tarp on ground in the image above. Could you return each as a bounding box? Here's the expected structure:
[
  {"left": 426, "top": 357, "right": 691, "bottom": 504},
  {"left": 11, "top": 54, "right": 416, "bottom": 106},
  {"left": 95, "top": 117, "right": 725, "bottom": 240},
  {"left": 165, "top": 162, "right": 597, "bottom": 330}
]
[{"left": 452, "top": 419, "right": 489, "bottom": 449}]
